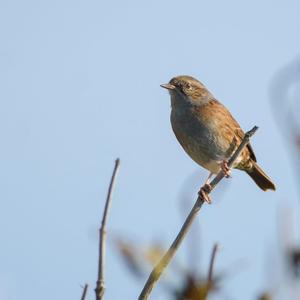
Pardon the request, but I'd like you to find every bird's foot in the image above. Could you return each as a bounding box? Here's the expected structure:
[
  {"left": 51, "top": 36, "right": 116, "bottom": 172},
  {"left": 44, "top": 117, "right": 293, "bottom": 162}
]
[
  {"left": 198, "top": 183, "right": 212, "bottom": 204},
  {"left": 221, "top": 160, "right": 231, "bottom": 178}
]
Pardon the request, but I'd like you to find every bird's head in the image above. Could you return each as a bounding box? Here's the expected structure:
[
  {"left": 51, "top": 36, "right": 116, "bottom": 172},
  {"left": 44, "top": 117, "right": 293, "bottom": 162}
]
[{"left": 160, "top": 75, "right": 212, "bottom": 105}]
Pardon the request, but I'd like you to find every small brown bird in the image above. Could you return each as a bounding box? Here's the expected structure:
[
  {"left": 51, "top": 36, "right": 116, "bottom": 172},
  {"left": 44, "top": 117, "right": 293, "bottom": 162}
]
[{"left": 161, "top": 75, "right": 275, "bottom": 203}]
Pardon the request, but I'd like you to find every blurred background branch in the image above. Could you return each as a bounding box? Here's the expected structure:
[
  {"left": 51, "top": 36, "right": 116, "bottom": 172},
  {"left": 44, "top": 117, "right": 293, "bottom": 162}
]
[
  {"left": 207, "top": 243, "right": 219, "bottom": 284},
  {"left": 270, "top": 58, "right": 300, "bottom": 193}
]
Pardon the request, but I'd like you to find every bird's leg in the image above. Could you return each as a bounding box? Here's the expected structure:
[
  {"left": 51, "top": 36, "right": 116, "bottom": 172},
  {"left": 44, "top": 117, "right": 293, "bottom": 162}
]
[
  {"left": 204, "top": 172, "right": 213, "bottom": 185},
  {"left": 199, "top": 172, "right": 213, "bottom": 204},
  {"left": 220, "top": 159, "right": 231, "bottom": 178}
]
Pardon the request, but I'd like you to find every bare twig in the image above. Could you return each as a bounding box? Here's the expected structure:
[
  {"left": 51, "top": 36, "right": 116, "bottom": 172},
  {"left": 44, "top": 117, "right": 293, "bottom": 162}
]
[
  {"left": 207, "top": 243, "right": 219, "bottom": 283},
  {"left": 81, "top": 284, "right": 89, "bottom": 300},
  {"left": 95, "top": 158, "right": 121, "bottom": 300},
  {"left": 138, "top": 126, "right": 258, "bottom": 300}
]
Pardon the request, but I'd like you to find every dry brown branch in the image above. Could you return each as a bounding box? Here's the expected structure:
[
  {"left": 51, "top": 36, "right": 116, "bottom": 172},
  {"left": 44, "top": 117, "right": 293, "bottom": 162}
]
[
  {"left": 138, "top": 126, "right": 258, "bottom": 300},
  {"left": 207, "top": 243, "right": 219, "bottom": 284},
  {"left": 81, "top": 284, "right": 89, "bottom": 300},
  {"left": 95, "top": 158, "right": 120, "bottom": 300}
]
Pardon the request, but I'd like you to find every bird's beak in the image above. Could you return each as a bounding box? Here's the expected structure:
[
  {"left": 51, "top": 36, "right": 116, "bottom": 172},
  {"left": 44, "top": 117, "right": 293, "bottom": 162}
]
[{"left": 160, "top": 83, "right": 175, "bottom": 90}]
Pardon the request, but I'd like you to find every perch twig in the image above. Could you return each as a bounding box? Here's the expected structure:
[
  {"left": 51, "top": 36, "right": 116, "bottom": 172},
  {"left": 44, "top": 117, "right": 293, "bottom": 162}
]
[{"left": 138, "top": 126, "right": 258, "bottom": 300}]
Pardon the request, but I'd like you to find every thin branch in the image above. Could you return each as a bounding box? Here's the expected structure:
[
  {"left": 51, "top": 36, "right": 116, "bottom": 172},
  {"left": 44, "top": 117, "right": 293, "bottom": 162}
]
[
  {"left": 138, "top": 126, "right": 258, "bottom": 300},
  {"left": 95, "top": 158, "right": 121, "bottom": 300},
  {"left": 207, "top": 243, "right": 219, "bottom": 283},
  {"left": 81, "top": 284, "right": 89, "bottom": 300}
]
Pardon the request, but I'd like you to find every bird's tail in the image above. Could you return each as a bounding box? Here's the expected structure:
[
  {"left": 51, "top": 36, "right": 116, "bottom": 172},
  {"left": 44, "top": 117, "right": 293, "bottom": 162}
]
[{"left": 246, "top": 162, "right": 276, "bottom": 191}]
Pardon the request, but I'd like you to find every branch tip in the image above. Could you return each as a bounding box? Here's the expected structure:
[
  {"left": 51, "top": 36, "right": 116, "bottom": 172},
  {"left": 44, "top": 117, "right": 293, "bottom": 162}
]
[{"left": 80, "top": 284, "right": 88, "bottom": 300}]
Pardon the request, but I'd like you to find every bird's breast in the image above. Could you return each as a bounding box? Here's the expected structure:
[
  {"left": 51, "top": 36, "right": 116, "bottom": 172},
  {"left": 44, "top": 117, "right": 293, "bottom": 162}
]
[{"left": 170, "top": 107, "right": 231, "bottom": 173}]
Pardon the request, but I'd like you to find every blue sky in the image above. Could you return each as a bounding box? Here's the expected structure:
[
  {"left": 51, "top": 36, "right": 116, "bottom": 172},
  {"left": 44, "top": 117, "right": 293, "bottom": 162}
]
[{"left": 1, "top": 0, "right": 300, "bottom": 299}]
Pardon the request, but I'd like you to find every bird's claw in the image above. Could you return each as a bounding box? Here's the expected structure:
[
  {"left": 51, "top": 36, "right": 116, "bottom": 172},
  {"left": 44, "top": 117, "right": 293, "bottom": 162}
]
[
  {"left": 221, "top": 160, "right": 231, "bottom": 178},
  {"left": 199, "top": 183, "right": 212, "bottom": 204}
]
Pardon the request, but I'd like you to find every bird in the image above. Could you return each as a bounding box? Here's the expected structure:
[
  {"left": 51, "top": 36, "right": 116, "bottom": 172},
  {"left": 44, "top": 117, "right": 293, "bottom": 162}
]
[{"left": 160, "top": 75, "right": 275, "bottom": 203}]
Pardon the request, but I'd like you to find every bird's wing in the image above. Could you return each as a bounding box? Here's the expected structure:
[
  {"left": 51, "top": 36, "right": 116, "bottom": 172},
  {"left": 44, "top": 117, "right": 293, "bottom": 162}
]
[{"left": 202, "top": 99, "right": 257, "bottom": 162}]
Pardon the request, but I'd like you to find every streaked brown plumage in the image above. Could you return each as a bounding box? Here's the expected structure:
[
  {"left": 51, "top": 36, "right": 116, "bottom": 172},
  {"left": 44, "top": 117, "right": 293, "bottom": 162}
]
[{"left": 161, "top": 75, "right": 275, "bottom": 192}]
